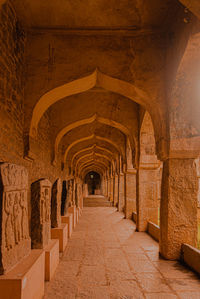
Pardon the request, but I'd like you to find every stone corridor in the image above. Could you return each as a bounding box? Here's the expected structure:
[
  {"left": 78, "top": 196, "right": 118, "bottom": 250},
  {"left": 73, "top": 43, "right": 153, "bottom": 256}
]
[{"left": 44, "top": 207, "right": 200, "bottom": 299}]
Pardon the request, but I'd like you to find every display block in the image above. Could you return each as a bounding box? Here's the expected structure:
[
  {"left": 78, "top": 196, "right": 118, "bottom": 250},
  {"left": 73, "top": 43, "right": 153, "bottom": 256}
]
[
  {"left": 0, "top": 249, "right": 45, "bottom": 299},
  {"left": 51, "top": 223, "right": 68, "bottom": 252},
  {"left": 44, "top": 239, "right": 59, "bottom": 281},
  {"left": 61, "top": 214, "right": 73, "bottom": 238},
  {"left": 68, "top": 206, "right": 77, "bottom": 228}
]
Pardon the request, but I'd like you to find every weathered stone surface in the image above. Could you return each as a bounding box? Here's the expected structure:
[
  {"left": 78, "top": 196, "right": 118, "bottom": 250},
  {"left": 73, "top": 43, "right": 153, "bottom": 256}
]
[
  {"left": 125, "top": 171, "right": 136, "bottom": 219},
  {"left": 0, "top": 163, "right": 30, "bottom": 274},
  {"left": 51, "top": 178, "right": 61, "bottom": 228},
  {"left": 160, "top": 158, "right": 198, "bottom": 260},
  {"left": 31, "top": 179, "right": 52, "bottom": 249}
]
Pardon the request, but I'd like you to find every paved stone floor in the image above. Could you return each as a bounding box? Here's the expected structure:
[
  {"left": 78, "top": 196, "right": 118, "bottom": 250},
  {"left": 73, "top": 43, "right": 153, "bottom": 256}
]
[{"left": 44, "top": 207, "right": 200, "bottom": 299}]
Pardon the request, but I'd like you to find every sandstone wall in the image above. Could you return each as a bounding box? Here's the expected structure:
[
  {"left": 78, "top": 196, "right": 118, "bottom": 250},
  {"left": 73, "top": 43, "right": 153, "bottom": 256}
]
[{"left": 0, "top": 1, "right": 66, "bottom": 205}]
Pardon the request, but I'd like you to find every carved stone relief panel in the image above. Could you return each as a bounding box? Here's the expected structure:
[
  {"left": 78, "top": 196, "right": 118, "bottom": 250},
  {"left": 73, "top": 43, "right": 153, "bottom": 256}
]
[
  {"left": 51, "top": 178, "right": 61, "bottom": 228},
  {"left": 0, "top": 163, "right": 30, "bottom": 275},
  {"left": 31, "top": 179, "right": 52, "bottom": 249}
]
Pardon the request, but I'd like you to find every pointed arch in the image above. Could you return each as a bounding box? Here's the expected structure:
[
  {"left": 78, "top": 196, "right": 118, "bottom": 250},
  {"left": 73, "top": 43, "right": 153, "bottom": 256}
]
[
  {"left": 63, "top": 134, "right": 122, "bottom": 164},
  {"left": 30, "top": 69, "right": 151, "bottom": 138},
  {"left": 54, "top": 114, "right": 135, "bottom": 156},
  {"left": 75, "top": 152, "right": 112, "bottom": 173},
  {"left": 71, "top": 145, "right": 114, "bottom": 166}
]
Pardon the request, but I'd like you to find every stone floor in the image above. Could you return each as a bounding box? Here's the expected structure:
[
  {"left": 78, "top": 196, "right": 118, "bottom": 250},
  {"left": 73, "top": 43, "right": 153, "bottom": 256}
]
[{"left": 44, "top": 207, "right": 200, "bottom": 299}]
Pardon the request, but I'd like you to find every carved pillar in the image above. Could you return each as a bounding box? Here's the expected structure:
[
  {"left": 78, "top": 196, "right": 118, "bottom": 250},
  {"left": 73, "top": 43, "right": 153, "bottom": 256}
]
[
  {"left": 31, "top": 179, "right": 52, "bottom": 249},
  {"left": 0, "top": 163, "right": 30, "bottom": 274},
  {"left": 160, "top": 158, "right": 198, "bottom": 260},
  {"left": 125, "top": 169, "right": 137, "bottom": 219},
  {"left": 118, "top": 173, "right": 125, "bottom": 212},
  {"left": 51, "top": 178, "right": 61, "bottom": 228},
  {"left": 114, "top": 174, "right": 119, "bottom": 207},
  {"left": 136, "top": 163, "right": 159, "bottom": 232}
]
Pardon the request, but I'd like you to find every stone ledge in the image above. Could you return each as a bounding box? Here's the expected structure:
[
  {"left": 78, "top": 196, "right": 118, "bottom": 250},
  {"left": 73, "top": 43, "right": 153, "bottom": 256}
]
[
  {"left": 0, "top": 249, "right": 45, "bottom": 299},
  {"left": 51, "top": 223, "right": 68, "bottom": 252},
  {"left": 147, "top": 221, "right": 160, "bottom": 242},
  {"left": 181, "top": 244, "right": 200, "bottom": 275},
  {"left": 44, "top": 239, "right": 59, "bottom": 281}
]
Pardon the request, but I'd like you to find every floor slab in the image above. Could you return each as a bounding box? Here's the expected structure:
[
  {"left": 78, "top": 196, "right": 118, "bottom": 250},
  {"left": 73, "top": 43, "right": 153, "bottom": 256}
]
[{"left": 44, "top": 207, "right": 200, "bottom": 299}]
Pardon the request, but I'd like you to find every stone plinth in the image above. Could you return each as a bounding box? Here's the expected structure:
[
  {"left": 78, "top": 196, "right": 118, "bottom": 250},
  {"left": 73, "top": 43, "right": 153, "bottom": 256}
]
[
  {"left": 31, "top": 179, "right": 52, "bottom": 249},
  {"left": 51, "top": 178, "right": 62, "bottom": 228},
  {"left": 0, "top": 163, "right": 31, "bottom": 275},
  {"left": 61, "top": 214, "right": 73, "bottom": 238},
  {"left": 0, "top": 249, "right": 45, "bottom": 299},
  {"left": 68, "top": 206, "right": 77, "bottom": 228},
  {"left": 51, "top": 223, "right": 68, "bottom": 252},
  {"left": 44, "top": 239, "right": 59, "bottom": 281}
]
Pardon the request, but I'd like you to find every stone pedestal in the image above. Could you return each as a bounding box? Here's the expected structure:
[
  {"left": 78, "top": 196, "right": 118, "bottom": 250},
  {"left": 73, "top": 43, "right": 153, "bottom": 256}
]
[
  {"left": 0, "top": 250, "right": 45, "bottom": 299},
  {"left": 118, "top": 173, "right": 125, "bottom": 212},
  {"left": 136, "top": 166, "right": 159, "bottom": 232},
  {"left": 160, "top": 158, "right": 198, "bottom": 260},
  {"left": 125, "top": 170, "right": 137, "bottom": 219},
  {"left": 68, "top": 206, "right": 77, "bottom": 228},
  {"left": 44, "top": 239, "right": 59, "bottom": 281},
  {"left": 51, "top": 223, "right": 68, "bottom": 252},
  {"left": 61, "top": 214, "right": 73, "bottom": 238}
]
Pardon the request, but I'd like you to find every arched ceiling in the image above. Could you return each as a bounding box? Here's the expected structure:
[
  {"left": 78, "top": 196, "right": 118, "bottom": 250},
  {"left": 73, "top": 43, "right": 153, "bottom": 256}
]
[
  {"left": 13, "top": 0, "right": 183, "bottom": 30},
  {"left": 16, "top": 0, "right": 199, "bottom": 176}
]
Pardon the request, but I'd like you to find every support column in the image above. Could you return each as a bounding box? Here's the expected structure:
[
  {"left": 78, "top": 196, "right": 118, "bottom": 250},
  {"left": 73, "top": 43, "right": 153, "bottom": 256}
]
[
  {"left": 136, "top": 164, "right": 159, "bottom": 231},
  {"left": 108, "top": 177, "right": 111, "bottom": 200},
  {"left": 110, "top": 176, "right": 114, "bottom": 202},
  {"left": 114, "top": 174, "right": 119, "bottom": 207},
  {"left": 125, "top": 169, "right": 137, "bottom": 219},
  {"left": 118, "top": 173, "right": 125, "bottom": 212},
  {"left": 160, "top": 158, "right": 198, "bottom": 260}
]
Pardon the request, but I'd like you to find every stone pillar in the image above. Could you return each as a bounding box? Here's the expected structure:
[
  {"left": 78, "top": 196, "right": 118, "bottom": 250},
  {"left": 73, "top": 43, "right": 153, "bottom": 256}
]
[
  {"left": 83, "top": 183, "right": 88, "bottom": 198},
  {"left": 110, "top": 176, "right": 114, "bottom": 202},
  {"left": 114, "top": 174, "right": 119, "bottom": 207},
  {"left": 51, "top": 178, "right": 61, "bottom": 228},
  {"left": 108, "top": 177, "right": 111, "bottom": 200},
  {"left": 160, "top": 158, "right": 198, "bottom": 260},
  {"left": 105, "top": 176, "right": 108, "bottom": 197},
  {"left": 118, "top": 173, "right": 125, "bottom": 212},
  {"left": 31, "top": 179, "right": 52, "bottom": 249},
  {"left": 136, "top": 164, "right": 159, "bottom": 232},
  {"left": 0, "top": 163, "right": 30, "bottom": 274},
  {"left": 125, "top": 169, "right": 137, "bottom": 219}
]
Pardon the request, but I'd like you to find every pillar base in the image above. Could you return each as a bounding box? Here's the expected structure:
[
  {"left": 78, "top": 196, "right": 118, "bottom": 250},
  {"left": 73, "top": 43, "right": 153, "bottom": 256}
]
[
  {"left": 62, "top": 214, "right": 73, "bottom": 238},
  {"left": 0, "top": 249, "right": 45, "bottom": 299},
  {"left": 45, "top": 239, "right": 59, "bottom": 281},
  {"left": 68, "top": 206, "right": 77, "bottom": 228},
  {"left": 51, "top": 223, "right": 68, "bottom": 252}
]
